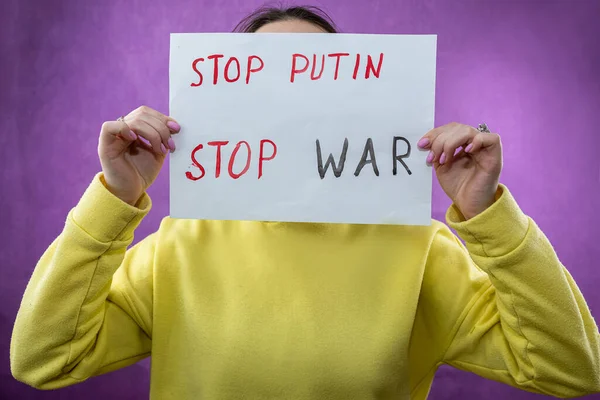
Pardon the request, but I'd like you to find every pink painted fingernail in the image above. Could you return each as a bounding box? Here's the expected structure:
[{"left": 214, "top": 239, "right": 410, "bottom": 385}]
[
  {"left": 168, "top": 138, "right": 176, "bottom": 152},
  {"left": 426, "top": 151, "right": 434, "bottom": 163},
  {"left": 454, "top": 146, "right": 462, "bottom": 156},
  {"left": 465, "top": 143, "right": 473, "bottom": 153},
  {"left": 160, "top": 143, "right": 168, "bottom": 155},
  {"left": 129, "top": 130, "right": 137, "bottom": 140},
  {"left": 439, "top": 153, "right": 447, "bottom": 164},
  {"left": 417, "top": 138, "right": 430, "bottom": 148},
  {"left": 167, "top": 121, "right": 180, "bottom": 132}
]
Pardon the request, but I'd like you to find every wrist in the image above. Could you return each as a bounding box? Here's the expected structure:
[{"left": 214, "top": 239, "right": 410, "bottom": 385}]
[
  {"left": 100, "top": 176, "right": 143, "bottom": 207},
  {"left": 457, "top": 186, "right": 501, "bottom": 220}
]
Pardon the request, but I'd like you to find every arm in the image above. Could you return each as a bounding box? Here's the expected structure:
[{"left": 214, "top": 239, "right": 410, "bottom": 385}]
[
  {"left": 418, "top": 185, "right": 600, "bottom": 398},
  {"left": 10, "top": 173, "right": 155, "bottom": 389}
]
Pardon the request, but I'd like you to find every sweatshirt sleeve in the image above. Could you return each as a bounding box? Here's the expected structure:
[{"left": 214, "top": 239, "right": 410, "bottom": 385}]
[
  {"left": 425, "top": 184, "right": 600, "bottom": 398},
  {"left": 10, "top": 173, "right": 155, "bottom": 390}
]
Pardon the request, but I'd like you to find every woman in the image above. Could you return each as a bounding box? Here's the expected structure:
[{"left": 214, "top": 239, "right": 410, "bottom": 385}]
[{"left": 10, "top": 5, "right": 600, "bottom": 400}]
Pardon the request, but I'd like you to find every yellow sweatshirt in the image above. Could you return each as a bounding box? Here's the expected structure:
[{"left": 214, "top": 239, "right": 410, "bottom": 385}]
[{"left": 10, "top": 173, "right": 600, "bottom": 399}]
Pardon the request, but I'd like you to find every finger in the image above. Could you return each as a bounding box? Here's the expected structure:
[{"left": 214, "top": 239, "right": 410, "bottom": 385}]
[
  {"left": 136, "top": 112, "right": 176, "bottom": 152},
  {"left": 126, "top": 118, "right": 168, "bottom": 156},
  {"left": 465, "top": 132, "right": 501, "bottom": 154},
  {"left": 131, "top": 105, "right": 181, "bottom": 133},
  {"left": 418, "top": 126, "right": 443, "bottom": 149},
  {"left": 428, "top": 124, "right": 466, "bottom": 164},
  {"left": 418, "top": 122, "right": 459, "bottom": 149},
  {"left": 145, "top": 112, "right": 178, "bottom": 151},
  {"left": 437, "top": 126, "right": 478, "bottom": 164},
  {"left": 99, "top": 120, "right": 137, "bottom": 150},
  {"left": 134, "top": 134, "right": 153, "bottom": 150}
]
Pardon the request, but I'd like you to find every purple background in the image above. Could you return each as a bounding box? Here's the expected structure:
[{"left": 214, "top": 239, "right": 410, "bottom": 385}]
[{"left": 1, "top": 0, "right": 599, "bottom": 398}]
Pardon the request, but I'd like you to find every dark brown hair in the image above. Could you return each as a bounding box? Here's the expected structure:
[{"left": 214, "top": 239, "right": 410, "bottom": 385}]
[{"left": 233, "top": 5, "right": 338, "bottom": 33}]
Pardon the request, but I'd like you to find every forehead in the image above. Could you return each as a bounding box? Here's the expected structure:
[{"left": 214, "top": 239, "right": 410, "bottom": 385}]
[{"left": 255, "top": 19, "right": 327, "bottom": 33}]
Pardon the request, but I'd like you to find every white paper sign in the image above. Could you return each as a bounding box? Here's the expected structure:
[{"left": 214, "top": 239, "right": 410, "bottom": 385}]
[{"left": 169, "top": 33, "right": 436, "bottom": 225}]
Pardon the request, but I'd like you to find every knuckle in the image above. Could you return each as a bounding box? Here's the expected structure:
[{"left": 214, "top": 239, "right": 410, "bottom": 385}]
[
  {"left": 150, "top": 132, "right": 162, "bottom": 144},
  {"left": 432, "top": 135, "right": 443, "bottom": 145},
  {"left": 126, "top": 118, "right": 139, "bottom": 129},
  {"left": 432, "top": 143, "right": 444, "bottom": 154}
]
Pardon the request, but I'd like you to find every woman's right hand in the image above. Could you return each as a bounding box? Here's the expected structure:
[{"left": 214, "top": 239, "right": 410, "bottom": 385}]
[{"left": 98, "top": 106, "right": 181, "bottom": 206}]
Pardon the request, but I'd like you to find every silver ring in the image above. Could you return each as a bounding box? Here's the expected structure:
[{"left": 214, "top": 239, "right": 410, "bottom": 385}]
[{"left": 477, "top": 123, "right": 491, "bottom": 133}]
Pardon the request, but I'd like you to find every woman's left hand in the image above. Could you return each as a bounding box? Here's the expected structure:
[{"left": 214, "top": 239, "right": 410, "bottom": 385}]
[{"left": 418, "top": 122, "right": 503, "bottom": 220}]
